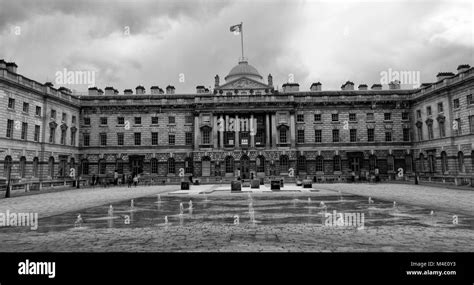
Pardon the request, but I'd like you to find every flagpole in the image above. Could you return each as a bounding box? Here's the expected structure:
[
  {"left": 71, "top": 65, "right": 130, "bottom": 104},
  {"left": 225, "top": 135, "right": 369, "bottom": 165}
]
[{"left": 240, "top": 22, "right": 244, "bottom": 61}]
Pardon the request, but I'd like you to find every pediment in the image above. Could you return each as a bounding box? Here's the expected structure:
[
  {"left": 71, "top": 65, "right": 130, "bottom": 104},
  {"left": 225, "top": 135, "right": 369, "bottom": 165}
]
[{"left": 217, "top": 76, "right": 270, "bottom": 90}]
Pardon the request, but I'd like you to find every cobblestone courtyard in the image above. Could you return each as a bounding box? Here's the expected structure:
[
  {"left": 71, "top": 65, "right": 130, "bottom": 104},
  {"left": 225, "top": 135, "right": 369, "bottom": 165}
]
[{"left": 0, "top": 183, "right": 473, "bottom": 252}]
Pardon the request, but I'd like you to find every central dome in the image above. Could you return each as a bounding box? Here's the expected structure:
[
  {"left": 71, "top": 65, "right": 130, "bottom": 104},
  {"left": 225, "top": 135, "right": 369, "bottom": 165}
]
[{"left": 225, "top": 60, "right": 263, "bottom": 82}]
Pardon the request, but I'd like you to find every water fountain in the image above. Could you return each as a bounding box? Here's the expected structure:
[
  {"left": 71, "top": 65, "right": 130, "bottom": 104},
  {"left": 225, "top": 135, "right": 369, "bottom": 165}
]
[
  {"left": 308, "top": 197, "right": 311, "bottom": 204},
  {"left": 368, "top": 197, "right": 374, "bottom": 204},
  {"left": 108, "top": 205, "right": 113, "bottom": 216},
  {"left": 320, "top": 201, "right": 326, "bottom": 208},
  {"left": 393, "top": 201, "right": 397, "bottom": 208},
  {"left": 179, "top": 202, "right": 184, "bottom": 216},
  {"left": 164, "top": 216, "right": 168, "bottom": 225},
  {"left": 248, "top": 203, "right": 256, "bottom": 224},
  {"left": 74, "top": 214, "right": 83, "bottom": 227},
  {"left": 130, "top": 199, "right": 134, "bottom": 209},
  {"left": 248, "top": 192, "right": 253, "bottom": 201},
  {"left": 188, "top": 200, "right": 193, "bottom": 214},
  {"left": 157, "top": 194, "right": 161, "bottom": 203}
]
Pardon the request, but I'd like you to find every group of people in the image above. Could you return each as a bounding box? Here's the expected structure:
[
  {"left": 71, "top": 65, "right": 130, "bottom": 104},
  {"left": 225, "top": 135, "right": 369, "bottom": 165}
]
[{"left": 90, "top": 171, "right": 140, "bottom": 188}]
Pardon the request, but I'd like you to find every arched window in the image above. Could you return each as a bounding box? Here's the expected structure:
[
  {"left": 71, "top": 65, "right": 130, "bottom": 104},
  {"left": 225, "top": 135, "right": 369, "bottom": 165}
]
[
  {"left": 458, "top": 151, "right": 465, "bottom": 173},
  {"left": 4, "top": 155, "right": 12, "bottom": 177},
  {"left": 185, "top": 157, "right": 193, "bottom": 174},
  {"left": 441, "top": 151, "right": 448, "bottom": 173},
  {"left": 428, "top": 153, "right": 436, "bottom": 173},
  {"left": 168, "top": 158, "right": 176, "bottom": 174},
  {"left": 333, "top": 155, "right": 341, "bottom": 172},
  {"left": 315, "top": 156, "right": 324, "bottom": 172},
  {"left": 279, "top": 155, "right": 289, "bottom": 172},
  {"left": 297, "top": 155, "right": 306, "bottom": 172},
  {"left": 32, "top": 157, "right": 39, "bottom": 177},
  {"left": 150, "top": 158, "right": 158, "bottom": 174},
  {"left": 225, "top": 156, "right": 234, "bottom": 173},
  {"left": 49, "top": 157, "right": 55, "bottom": 178},
  {"left": 419, "top": 153, "right": 425, "bottom": 172},
  {"left": 256, "top": 155, "right": 265, "bottom": 173},
  {"left": 387, "top": 155, "right": 395, "bottom": 172},
  {"left": 98, "top": 159, "right": 106, "bottom": 175},
  {"left": 81, "top": 159, "right": 89, "bottom": 175},
  {"left": 369, "top": 155, "right": 377, "bottom": 171},
  {"left": 19, "top": 157, "right": 26, "bottom": 178}
]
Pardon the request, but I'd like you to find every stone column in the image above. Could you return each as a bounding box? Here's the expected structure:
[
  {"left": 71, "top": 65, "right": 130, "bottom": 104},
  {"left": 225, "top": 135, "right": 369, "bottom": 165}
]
[
  {"left": 220, "top": 115, "right": 224, "bottom": 148},
  {"left": 271, "top": 113, "right": 277, "bottom": 147},
  {"left": 265, "top": 113, "right": 270, "bottom": 148},
  {"left": 213, "top": 115, "right": 218, "bottom": 149},
  {"left": 194, "top": 115, "right": 200, "bottom": 150},
  {"left": 235, "top": 114, "right": 239, "bottom": 148},
  {"left": 250, "top": 114, "right": 255, "bottom": 148},
  {"left": 290, "top": 112, "right": 296, "bottom": 147}
]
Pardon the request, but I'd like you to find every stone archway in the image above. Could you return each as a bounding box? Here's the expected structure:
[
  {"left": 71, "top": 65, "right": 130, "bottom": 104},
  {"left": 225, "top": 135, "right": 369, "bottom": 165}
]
[{"left": 240, "top": 155, "right": 250, "bottom": 179}]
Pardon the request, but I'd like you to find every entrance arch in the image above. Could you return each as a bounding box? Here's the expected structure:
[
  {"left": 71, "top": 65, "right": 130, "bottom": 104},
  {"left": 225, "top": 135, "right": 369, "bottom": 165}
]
[{"left": 240, "top": 155, "right": 250, "bottom": 179}]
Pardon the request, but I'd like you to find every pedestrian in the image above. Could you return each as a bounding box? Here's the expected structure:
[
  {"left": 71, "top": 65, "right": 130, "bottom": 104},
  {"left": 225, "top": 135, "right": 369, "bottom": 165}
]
[
  {"left": 92, "top": 174, "right": 96, "bottom": 187},
  {"left": 127, "top": 175, "right": 132, "bottom": 188},
  {"left": 133, "top": 175, "right": 138, "bottom": 187},
  {"left": 122, "top": 174, "right": 126, "bottom": 185},
  {"left": 114, "top": 170, "right": 118, "bottom": 186}
]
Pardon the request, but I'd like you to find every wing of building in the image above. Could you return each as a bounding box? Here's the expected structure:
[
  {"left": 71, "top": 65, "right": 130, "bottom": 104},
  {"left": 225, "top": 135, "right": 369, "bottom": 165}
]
[{"left": 0, "top": 58, "right": 473, "bottom": 191}]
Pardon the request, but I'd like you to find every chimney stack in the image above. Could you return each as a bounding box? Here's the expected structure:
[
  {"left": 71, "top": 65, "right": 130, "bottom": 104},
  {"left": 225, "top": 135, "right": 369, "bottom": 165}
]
[
  {"left": 268, "top": 74, "right": 273, "bottom": 87},
  {"left": 371, "top": 84, "right": 382, "bottom": 91},
  {"left": 151, "top": 86, "right": 161, "bottom": 95},
  {"left": 136, "top": 85, "right": 145, "bottom": 95},
  {"left": 124, "top": 89, "right": 133, "bottom": 95},
  {"left": 388, "top": 80, "right": 400, "bottom": 90},
  {"left": 282, "top": 83, "right": 299, "bottom": 93},
  {"left": 457, "top": 64, "right": 470, "bottom": 74},
  {"left": 214, "top": 75, "right": 220, "bottom": 87},
  {"left": 196, "top": 85, "right": 205, "bottom": 93},
  {"left": 6, "top": 62, "right": 17, "bottom": 73},
  {"left": 88, "top": 87, "right": 99, "bottom": 96},
  {"left": 358, "top": 84, "right": 368, "bottom": 91},
  {"left": 166, "top": 85, "right": 175, "bottom": 94},
  {"left": 310, "top": 82, "right": 322, "bottom": 91},
  {"left": 0, "top": 59, "right": 7, "bottom": 69},
  {"left": 104, "top": 86, "right": 115, "bottom": 96},
  {"left": 341, "top": 81, "right": 354, "bottom": 91},
  {"left": 436, "top": 72, "right": 455, "bottom": 82},
  {"left": 58, "top": 87, "right": 72, "bottom": 94}
]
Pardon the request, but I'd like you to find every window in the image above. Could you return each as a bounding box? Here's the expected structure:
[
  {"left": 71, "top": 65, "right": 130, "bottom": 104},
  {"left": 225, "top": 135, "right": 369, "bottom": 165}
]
[
  {"left": 185, "top": 115, "right": 193, "bottom": 124},
  {"left": 185, "top": 157, "right": 193, "bottom": 174},
  {"left": 297, "top": 156, "right": 306, "bottom": 172},
  {"left": 416, "top": 110, "right": 421, "bottom": 119},
  {"left": 202, "top": 129, "right": 210, "bottom": 144},
  {"left": 441, "top": 152, "right": 448, "bottom": 173},
  {"left": 19, "top": 157, "right": 26, "bottom": 178},
  {"left": 49, "top": 127, "right": 56, "bottom": 143},
  {"left": 314, "top": 129, "right": 322, "bottom": 143},
  {"left": 369, "top": 155, "right": 377, "bottom": 171},
  {"left": 349, "top": 113, "right": 356, "bottom": 121},
  {"left": 84, "top": 117, "right": 91, "bottom": 125},
  {"left": 387, "top": 155, "right": 394, "bottom": 172},
  {"left": 83, "top": 133, "right": 90, "bottom": 146},
  {"left": 168, "top": 116, "right": 175, "bottom": 124},
  {"left": 417, "top": 125, "right": 423, "bottom": 141},
  {"left": 437, "top": 102, "right": 444, "bottom": 113},
  {"left": 297, "top": 114, "right": 304, "bottom": 122},
  {"left": 151, "top": 158, "right": 158, "bottom": 174},
  {"left": 384, "top": 113, "right": 391, "bottom": 121},
  {"left": 35, "top": 106, "right": 41, "bottom": 116},
  {"left": 439, "top": 121, "right": 446, "bottom": 137},
  {"left": 454, "top": 118, "right": 461, "bottom": 135},
  {"left": 71, "top": 129, "right": 76, "bottom": 146},
  {"left": 32, "top": 157, "right": 39, "bottom": 177},
  {"left": 152, "top": 132, "right": 159, "bottom": 145},
  {"left": 279, "top": 128, "right": 287, "bottom": 143},
  {"left": 331, "top": 114, "right": 339, "bottom": 121},
  {"left": 402, "top": 112, "right": 409, "bottom": 120},
  {"left": 23, "top": 102, "right": 29, "bottom": 113},
  {"left": 297, "top": 130, "right": 305, "bottom": 143},
  {"left": 457, "top": 151, "right": 464, "bottom": 172},
  {"left": 8, "top": 98, "right": 15, "bottom": 109},
  {"left": 151, "top": 117, "right": 159, "bottom": 125},
  {"left": 467, "top": 94, "right": 473, "bottom": 105},
  {"left": 256, "top": 155, "right": 265, "bottom": 173},
  {"left": 72, "top": 116, "right": 76, "bottom": 125},
  {"left": 225, "top": 156, "right": 234, "bottom": 173},
  {"left": 428, "top": 154, "right": 436, "bottom": 173},
  {"left": 367, "top": 113, "right": 374, "bottom": 121},
  {"left": 314, "top": 114, "right": 321, "bottom": 122},
  {"left": 279, "top": 155, "right": 289, "bottom": 173},
  {"left": 419, "top": 153, "right": 425, "bottom": 172},
  {"left": 185, "top": 132, "right": 193, "bottom": 145},
  {"left": 100, "top": 117, "right": 107, "bottom": 125},
  {"left": 51, "top": 109, "right": 56, "bottom": 119},
  {"left": 21, "top": 122, "right": 27, "bottom": 140},
  {"left": 81, "top": 159, "right": 89, "bottom": 175},
  {"left": 48, "top": 157, "right": 55, "bottom": 177},
  {"left": 368, "top": 128, "right": 375, "bottom": 142},
  {"left": 403, "top": 128, "right": 410, "bottom": 142},
  {"left": 62, "top": 112, "right": 67, "bottom": 122},
  {"left": 333, "top": 155, "right": 341, "bottom": 172},
  {"left": 60, "top": 128, "right": 66, "bottom": 145},
  {"left": 34, "top": 125, "right": 40, "bottom": 142},
  {"left": 332, "top": 129, "right": 339, "bottom": 142},
  {"left": 134, "top": 117, "right": 141, "bottom": 125},
  {"left": 405, "top": 155, "right": 413, "bottom": 173},
  {"left": 100, "top": 133, "right": 107, "bottom": 146},
  {"left": 117, "top": 117, "right": 125, "bottom": 125},
  {"left": 99, "top": 159, "right": 106, "bottom": 175},
  {"left": 469, "top": 115, "right": 474, "bottom": 134},
  {"left": 385, "top": 132, "right": 392, "bottom": 142},
  {"left": 426, "top": 106, "right": 432, "bottom": 116},
  {"left": 117, "top": 133, "right": 124, "bottom": 145},
  {"left": 116, "top": 159, "right": 124, "bottom": 174},
  {"left": 427, "top": 124, "right": 433, "bottom": 140},
  {"left": 453, "top": 99, "right": 460, "bottom": 109},
  {"left": 134, "top": 133, "right": 141, "bottom": 145},
  {"left": 315, "top": 156, "right": 324, "bottom": 172},
  {"left": 350, "top": 129, "right": 357, "bottom": 142},
  {"left": 168, "top": 134, "right": 175, "bottom": 145}
]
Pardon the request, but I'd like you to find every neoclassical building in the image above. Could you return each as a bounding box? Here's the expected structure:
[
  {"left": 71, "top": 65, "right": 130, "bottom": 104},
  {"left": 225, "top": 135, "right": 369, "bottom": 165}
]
[{"left": 0, "top": 58, "right": 473, "bottom": 191}]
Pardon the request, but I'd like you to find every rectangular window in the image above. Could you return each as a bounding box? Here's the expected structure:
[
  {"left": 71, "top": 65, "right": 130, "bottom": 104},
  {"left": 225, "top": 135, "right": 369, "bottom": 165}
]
[
  {"left": 151, "top": 132, "right": 159, "bottom": 145},
  {"left": 279, "top": 129, "right": 287, "bottom": 143},
  {"left": 72, "top": 115, "right": 76, "bottom": 125},
  {"left": 384, "top": 113, "right": 391, "bottom": 121},
  {"left": 6, "top": 119, "right": 14, "bottom": 138},
  {"left": 185, "top": 132, "right": 193, "bottom": 145},
  {"left": 467, "top": 94, "right": 473, "bottom": 105},
  {"left": 134, "top": 117, "right": 141, "bottom": 125},
  {"left": 314, "top": 129, "right": 322, "bottom": 143},
  {"left": 402, "top": 112, "right": 409, "bottom": 120},
  {"left": 349, "top": 113, "right": 356, "bottom": 121},
  {"left": 151, "top": 117, "right": 159, "bottom": 125},
  {"left": 62, "top": 112, "right": 67, "bottom": 122},
  {"left": 416, "top": 110, "right": 421, "bottom": 119},
  {"left": 21, "top": 122, "right": 28, "bottom": 140},
  {"left": 314, "top": 114, "right": 321, "bottom": 122},
  {"left": 23, "top": 102, "right": 29, "bottom": 113},
  {"left": 426, "top": 106, "right": 432, "bottom": 116},
  {"left": 83, "top": 133, "right": 90, "bottom": 146},
  {"left": 331, "top": 114, "right": 339, "bottom": 122},
  {"left": 403, "top": 128, "right": 410, "bottom": 142},
  {"left": 84, "top": 117, "right": 91, "bottom": 125},
  {"left": 134, "top": 133, "right": 141, "bottom": 145},
  {"left": 437, "top": 102, "right": 444, "bottom": 113},
  {"left": 49, "top": 127, "right": 56, "bottom": 143},
  {"left": 469, "top": 115, "right": 474, "bottom": 134},
  {"left": 417, "top": 125, "right": 423, "bottom": 141},
  {"left": 8, "top": 98, "right": 15, "bottom": 109},
  {"left": 51, "top": 109, "right": 56, "bottom": 119},
  {"left": 297, "top": 114, "right": 305, "bottom": 122},
  {"left": 366, "top": 113, "right": 374, "bottom": 121},
  {"left": 34, "top": 125, "right": 40, "bottom": 142},
  {"left": 439, "top": 121, "right": 446, "bottom": 137},
  {"left": 297, "top": 129, "right": 305, "bottom": 143},
  {"left": 332, "top": 129, "right": 339, "bottom": 142},
  {"left": 71, "top": 129, "right": 76, "bottom": 146},
  {"left": 35, "top": 106, "right": 42, "bottom": 116},
  {"left": 117, "top": 117, "right": 125, "bottom": 125},
  {"left": 454, "top": 118, "right": 461, "bottom": 135},
  {"left": 100, "top": 117, "right": 107, "bottom": 125},
  {"left": 453, "top": 99, "right": 460, "bottom": 109},
  {"left": 169, "top": 134, "right": 175, "bottom": 145},
  {"left": 117, "top": 133, "right": 124, "bottom": 145},
  {"left": 60, "top": 129, "right": 66, "bottom": 145},
  {"left": 385, "top": 132, "right": 392, "bottom": 142},
  {"left": 202, "top": 129, "right": 210, "bottom": 144},
  {"left": 427, "top": 124, "right": 433, "bottom": 140},
  {"left": 185, "top": 115, "right": 193, "bottom": 124},
  {"left": 100, "top": 133, "right": 107, "bottom": 146},
  {"left": 169, "top": 116, "right": 175, "bottom": 124},
  {"left": 350, "top": 129, "right": 357, "bottom": 142},
  {"left": 367, "top": 128, "right": 374, "bottom": 142}
]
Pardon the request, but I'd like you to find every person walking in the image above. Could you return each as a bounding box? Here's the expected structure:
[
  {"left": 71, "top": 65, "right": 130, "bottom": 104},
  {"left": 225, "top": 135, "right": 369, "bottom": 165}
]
[
  {"left": 91, "top": 174, "right": 96, "bottom": 187},
  {"left": 133, "top": 175, "right": 138, "bottom": 187},
  {"left": 127, "top": 175, "right": 132, "bottom": 188}
]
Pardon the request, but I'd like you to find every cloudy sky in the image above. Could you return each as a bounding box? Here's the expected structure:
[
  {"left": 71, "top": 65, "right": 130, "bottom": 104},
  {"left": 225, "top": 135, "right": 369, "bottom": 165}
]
[{"left": 0, "top": 0, "right": 472, "bottom": 93}]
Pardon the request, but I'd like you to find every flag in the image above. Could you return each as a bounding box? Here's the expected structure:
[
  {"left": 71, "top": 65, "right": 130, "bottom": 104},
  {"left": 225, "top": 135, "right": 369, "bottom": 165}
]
[{"left": 230, "top": 23, "right": 242, "bottom": 33}]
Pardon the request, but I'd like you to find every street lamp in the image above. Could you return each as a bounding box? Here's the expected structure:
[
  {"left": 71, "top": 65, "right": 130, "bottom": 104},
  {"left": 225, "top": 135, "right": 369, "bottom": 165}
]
[{"left": 5, "top": 159, "right": 12, "bottom": 198}]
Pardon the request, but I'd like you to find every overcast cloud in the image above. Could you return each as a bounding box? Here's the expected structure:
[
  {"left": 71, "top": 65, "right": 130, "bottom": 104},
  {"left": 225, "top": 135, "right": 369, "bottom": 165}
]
[{"left": 0, "top": 0, "right": 472, "bottom": 93}]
